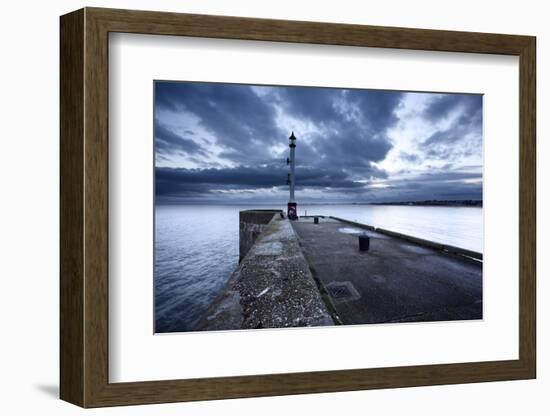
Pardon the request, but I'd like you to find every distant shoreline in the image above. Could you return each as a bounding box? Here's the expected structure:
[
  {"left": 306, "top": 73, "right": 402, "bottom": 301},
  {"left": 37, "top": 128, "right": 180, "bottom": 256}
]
[{"left": 364, "top": 199, "right": 482, "bottom": 207}]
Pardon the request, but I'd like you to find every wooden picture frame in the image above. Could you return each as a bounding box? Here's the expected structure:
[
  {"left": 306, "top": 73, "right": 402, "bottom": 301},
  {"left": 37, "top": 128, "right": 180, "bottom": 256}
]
[{"left": 60, "top": 7, "right": 536, "bottom": 408}]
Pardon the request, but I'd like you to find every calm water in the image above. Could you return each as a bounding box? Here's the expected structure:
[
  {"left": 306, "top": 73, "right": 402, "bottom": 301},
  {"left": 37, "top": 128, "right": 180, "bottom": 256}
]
[{"left": 155, "top": 204, "right": 483, "bottom": 332}]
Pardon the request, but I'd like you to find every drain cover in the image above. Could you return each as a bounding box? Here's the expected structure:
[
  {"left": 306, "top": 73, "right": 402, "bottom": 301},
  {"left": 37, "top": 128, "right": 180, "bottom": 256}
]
[
  {"left": 328, "top": 284, "right": 352, "bottom": 299},
  {"left": 325, "top": 281, "right": 360, "bottom": 302}
]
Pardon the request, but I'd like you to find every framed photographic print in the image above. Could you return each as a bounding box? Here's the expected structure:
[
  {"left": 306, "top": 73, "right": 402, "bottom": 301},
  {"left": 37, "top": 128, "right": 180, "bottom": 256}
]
[{"left": 60, "top": 7, "right": 536, "bottom": 408}]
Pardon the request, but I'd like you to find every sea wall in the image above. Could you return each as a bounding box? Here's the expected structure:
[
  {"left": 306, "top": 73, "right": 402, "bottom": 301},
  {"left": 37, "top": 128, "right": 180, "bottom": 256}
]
[
  {"left": 196, "top": 213, "right": 334, "bottom": 331},
  {"left": 239, "top": 210, "right": 282, "bottom": 262}
]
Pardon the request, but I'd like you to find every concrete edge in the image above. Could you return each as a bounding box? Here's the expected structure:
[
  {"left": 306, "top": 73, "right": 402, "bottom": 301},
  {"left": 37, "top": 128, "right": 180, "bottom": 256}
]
[
  {"left": 239, "top": 210, "right": 282, "bottom": 261},
  {"left": 196, "top": 215, "right": 334, "bottom": 331},
  {"left": 293, "top": 239, "right": 344, "bottom": 325},
  {"left": 329, "top": 216, "right": 483, "bottom": 261}
]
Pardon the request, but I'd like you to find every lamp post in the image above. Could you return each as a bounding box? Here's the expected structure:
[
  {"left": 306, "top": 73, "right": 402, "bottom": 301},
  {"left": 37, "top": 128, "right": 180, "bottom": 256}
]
[{"left": 287, "top": 131, "right": 298, "bottom": 220}]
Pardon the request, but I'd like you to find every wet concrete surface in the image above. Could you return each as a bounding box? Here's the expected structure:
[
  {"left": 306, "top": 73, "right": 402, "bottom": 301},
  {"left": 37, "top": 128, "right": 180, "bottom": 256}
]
[{"left": 291, "top": 217, "right": 482, "bottom": 325}]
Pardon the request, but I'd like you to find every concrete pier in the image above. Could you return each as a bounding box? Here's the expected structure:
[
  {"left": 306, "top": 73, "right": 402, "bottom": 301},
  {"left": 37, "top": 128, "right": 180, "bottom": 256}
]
[
  {"left": 239, "top": 210, "right": 283, "bottom": 262},
  {"left": 291, "top": 217, "right": 482, "bottom": 325},
  {"left": 197, "top": 212, "right": 334, "bottom": 331},
  {"left": 198, "top": 211, "right": 482, "bottom": 331}
]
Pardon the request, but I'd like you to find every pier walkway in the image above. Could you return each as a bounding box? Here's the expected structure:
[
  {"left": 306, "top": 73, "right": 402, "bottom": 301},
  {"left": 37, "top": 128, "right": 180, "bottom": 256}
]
[
  {"left": 197, "top": 214, "right": 333, "bottom": 331},
  {"left": 291, "top": 217, "right": 482, "bottom": 325}
]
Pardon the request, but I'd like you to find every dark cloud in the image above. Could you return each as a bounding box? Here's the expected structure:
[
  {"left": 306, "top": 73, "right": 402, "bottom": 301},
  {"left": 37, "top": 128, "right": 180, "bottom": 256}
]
[
  {"left": 313, "top": 129, "right": 392, "bottom": 169},
  {"left": 423, "top": 94, "right": 481, "bottom": 121},
  {"left": 273, "top": 87, "right": 342, "bottom": 125},
  {"left": 370, "top": 182, "right": 482, "bottom": 202},
  {"left": 359, "top": 169, "right": 483, "bottom": 202},
  {"left": 155, "top": 120, "right": 207, "bottom": 157},
  {"left": 400, "top": 152, "right": 420, "bottom": 163},
  {"left": 273, "top": 88, "right": 401, "bottom": 170},
  {"left": 419, "top": 94, "right": 482, "bottom": 167},
  {"left": 344, "top": 89, "right": 404, "bottom": 132},
  {"left": 155, "top": 82, "right": 283, "bottom": 163},
  {"left": 156, "top": 165, "right": 369, "bottom": 200},
  {"left": 423, "top": 95, "right": 482, "bottom": 144},
  {"left": 154, "top": 81, "right": 482, "bottom": 202}
]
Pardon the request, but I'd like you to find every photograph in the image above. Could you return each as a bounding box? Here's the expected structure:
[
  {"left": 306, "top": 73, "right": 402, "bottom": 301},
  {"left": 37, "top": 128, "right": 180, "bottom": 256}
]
[
  {"left": 154, "top": 80, "right": 483, "bottom": 333},
  {"left": 50, "top": 4, "right": 540, "bottom": 409}
]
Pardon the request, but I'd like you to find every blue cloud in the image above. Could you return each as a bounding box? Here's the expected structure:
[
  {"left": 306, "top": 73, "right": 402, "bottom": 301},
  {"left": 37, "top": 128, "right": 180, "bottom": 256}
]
[{"left": 154, "top": 81, "right": 482, "bottom": 203}]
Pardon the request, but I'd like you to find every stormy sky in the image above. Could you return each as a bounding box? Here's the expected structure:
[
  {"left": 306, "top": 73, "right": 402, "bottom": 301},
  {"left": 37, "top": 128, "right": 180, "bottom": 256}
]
[{"left": 154, "top": 81, "right": 482, "bottom": 204}]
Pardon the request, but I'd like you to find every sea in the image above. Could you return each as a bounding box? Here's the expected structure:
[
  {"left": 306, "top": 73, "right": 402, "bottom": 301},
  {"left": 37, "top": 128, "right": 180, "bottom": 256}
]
[{"left": 154, "top": 204, "right": 483, "bottom": 332}]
